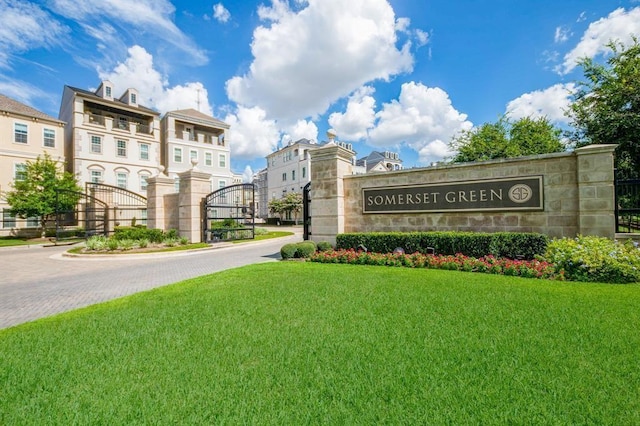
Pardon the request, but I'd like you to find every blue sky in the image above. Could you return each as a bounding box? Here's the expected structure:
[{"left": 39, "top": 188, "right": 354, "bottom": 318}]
[{"left": 1, "top": 0, "right": 639, "bottom": 180}]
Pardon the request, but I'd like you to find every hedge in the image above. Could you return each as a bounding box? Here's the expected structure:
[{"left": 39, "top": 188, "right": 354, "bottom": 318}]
[{"left": 336, "top": 231, "right": 548, "bottom": 260}]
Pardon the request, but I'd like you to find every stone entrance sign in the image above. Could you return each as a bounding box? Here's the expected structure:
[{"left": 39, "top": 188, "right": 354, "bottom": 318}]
[{"left": 363, "top": 176, "right": 543, "bottom": 213}]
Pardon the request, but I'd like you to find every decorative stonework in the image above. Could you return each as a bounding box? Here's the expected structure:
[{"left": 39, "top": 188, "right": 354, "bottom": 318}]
[{"left": 310, "top": 144, "right": 617, "bottom": 244}]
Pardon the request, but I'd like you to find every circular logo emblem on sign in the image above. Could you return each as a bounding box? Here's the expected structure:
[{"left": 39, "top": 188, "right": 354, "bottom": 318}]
[{"left": 508, "top": 184, "right": 533, "bottom": 203}]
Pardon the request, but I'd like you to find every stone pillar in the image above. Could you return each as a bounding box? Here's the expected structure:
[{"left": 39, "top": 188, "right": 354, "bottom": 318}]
[
  {"left": 575, "top": 144, "right": 617, "bottom": 238},
  {"left": 178, "top": 166, "right": 211, "bottom": 243},
  {"left": 146, "top": 170, "right": 174, "bottom": 231},
  {"left": 309, "top": 144, "right": 354, "bottom": 245}
]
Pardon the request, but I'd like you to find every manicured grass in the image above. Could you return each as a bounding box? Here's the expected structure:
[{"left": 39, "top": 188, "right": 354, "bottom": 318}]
[
  {"left": 233, "top": 230, "right": 294, "bottom": 243},
  {"left": 1, "top": 263, "right": 639, "bottom": 424},
  {"left": 0, "top": 237, "right": 32, "bottom": 247}
]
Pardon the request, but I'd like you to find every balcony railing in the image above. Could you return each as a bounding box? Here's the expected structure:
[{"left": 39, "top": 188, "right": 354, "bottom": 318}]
[
  {"left": 136, "top": 123, "right": 152, "bottom": 134},
  {"left": 86, "top": 114, "right": 105, "bottom": 126}
]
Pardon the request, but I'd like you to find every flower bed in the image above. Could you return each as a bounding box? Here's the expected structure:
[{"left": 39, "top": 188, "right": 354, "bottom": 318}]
[{"left": 309, "top": 249, "right": 562, "bottom": 280}]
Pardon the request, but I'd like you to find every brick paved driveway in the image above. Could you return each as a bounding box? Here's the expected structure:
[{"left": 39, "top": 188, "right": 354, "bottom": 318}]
[{"left": 0, "top": 230, "right": 301, "bottom": 329}]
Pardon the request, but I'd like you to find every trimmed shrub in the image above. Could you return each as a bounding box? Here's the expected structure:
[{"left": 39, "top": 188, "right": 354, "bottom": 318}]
[
  {"left": 280, "top": 243, "right": 298, "bottom": 259},
  {"left": 295, "top": 242, "right": 317, "bottom": 258},
  {"left": 336, "top": 231, "right": 547, "bottom": 260},
  {"left": 114, "top": 226, "right": 166, "bottom": 243},
  {"left": 317, "top": 241, "right": 333, "bottom": 252},
  {"left": 543, "top": 235, "right": 640, "bottom": 284}
]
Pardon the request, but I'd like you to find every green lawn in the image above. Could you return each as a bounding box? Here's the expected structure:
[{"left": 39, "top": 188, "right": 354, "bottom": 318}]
[
  {"left": 0, "top": 237, "right": 32, "bottom": 247},
  {"left": 1, "top": 263, "right": 639, "bottom": 424}
]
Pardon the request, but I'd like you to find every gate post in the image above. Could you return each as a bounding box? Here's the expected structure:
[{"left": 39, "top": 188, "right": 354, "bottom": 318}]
[
  {"left": 309, "top": 144, "right": 354, "bottom": 245},
  {"left": 147, "top": 171, "right": 175, "bottom": 231},
  {"left": 575, "top": 144, "right": 617, "bottom": 238},
  {"left": 178, "top": 165, "right": 211, "bottom": 242}
]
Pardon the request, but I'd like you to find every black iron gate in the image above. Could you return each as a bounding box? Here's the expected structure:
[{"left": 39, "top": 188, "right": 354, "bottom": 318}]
[
  {"left": 303, "top": 182, "right": 311, "bottom": 240},
  {"left": 54, "top": 183, "right": 147, "bottom": 240},
  {"left": 203, "top": 183, "right": 255, "bottom": 243},
  {"left": 86, "top": 183, "right": 148, "bottom": 231},
  {"left": 615, "top": 178, "right": 640, "bottom": 233},
  {"left": 54, "top": 189, "right": 109, "bottom": 240}
]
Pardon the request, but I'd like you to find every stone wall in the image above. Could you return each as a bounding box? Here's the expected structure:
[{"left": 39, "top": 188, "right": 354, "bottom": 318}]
[{"left": 310, "top": 144, "right": 616, "bottom": 245}]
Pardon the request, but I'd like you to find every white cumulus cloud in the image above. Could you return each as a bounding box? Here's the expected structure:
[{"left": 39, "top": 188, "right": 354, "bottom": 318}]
[
  {"left": 225, "top": 0, "right": 413, "bottom": 123},
  {"left": 213, "top": 3, "right": 231, "bottom": 23},
  {"left": 368, "top": 82, "right": 472, "bottom": 165},
  {"left": 282, "top": 120, "right": 319, "bottom": 144},
  {"left": 328, "top": 86, "right": 377, "bottom": 141},
  {"left": 99, "top": 45, "right": 214, "bottom": 116},
  {"left": 505, "top": 83, "right": 575, "bottom": 124},
  {"left": 223, "top": 106, "right": 281, "bottom": 159},
  {"left": 560, "top": 7, "right": 640, "bottom": 74}
]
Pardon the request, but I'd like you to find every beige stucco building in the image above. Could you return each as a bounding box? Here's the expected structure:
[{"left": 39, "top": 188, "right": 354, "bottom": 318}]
[
  {"left": 160, "top": 109, "right": 234, "bottom": 192},
  {"left": 58, "top": 81, "right": 161, "bottom": 196},
  {"left": 0, "top": 93, "right": 66, "bottom": 236}
]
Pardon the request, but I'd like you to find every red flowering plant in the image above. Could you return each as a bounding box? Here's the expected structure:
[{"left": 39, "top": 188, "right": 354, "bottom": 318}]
[{"left": 309, "top": 249, "right": 562, "bottom": 281}]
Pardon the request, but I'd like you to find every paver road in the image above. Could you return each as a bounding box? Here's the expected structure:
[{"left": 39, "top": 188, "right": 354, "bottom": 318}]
[{"left": 0, "top": 230, "right": 302, "bottom": 329}]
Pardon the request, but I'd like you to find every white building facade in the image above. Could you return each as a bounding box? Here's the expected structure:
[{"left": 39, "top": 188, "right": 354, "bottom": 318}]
[
  {"left": 59, "top": 81, "right": 161, "bottom": 196},
  {"left": 160, "top": 109, "right": 234, "bottom": 193}
]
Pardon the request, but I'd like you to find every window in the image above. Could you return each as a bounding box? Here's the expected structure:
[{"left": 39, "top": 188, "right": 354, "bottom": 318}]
[
  {"left": 190, "top": 150, "right": 198, "bottom": 162},
  {"left": 14, "top": 163, "right": 27, "bottom": 181},
  {"left": 292, "top": 170, "right": 296, "bottom": 180},
  {"left": 218, "top": 180, "right": 226, "bottom": 189},
  {"left": 174, "top": 147, "right": 183, "bottom": 163},
  {"left": 131, "top": 93, "right": 137, "bottom": 104},
  {"left": 282, "top": 172, "right": 287, "bottom": 182},
  {"left": 174, "top": 177, "right": 180, "bottom": 192},
  {"left": 91, "top": 135, "right": 102, "bottom": 153},
  {"left": 140, "top": 174, "right": 149, "bottom": 191},
  {"left": 90, "top": 170, "right": 103, "bottom": 183},
  {"left": 14, "top": 123, "right": 27, "bottom": 143},
  {"left": 302, "top": 167, "right": 306, "bottom": 178},
  {"left": 43, "top": 128, "right": 55, "bottom": 148},
  {"left": 219, "top": 154, "right": 226, "bottom": 168},
  {"left": 139, "top": 143, "right": 149, "bottom": 160},
  {"left": 26, "top": 216, "right": 39, "bottom": 228},
  {"left": 105, "top": 86, "right": 112, "bottom": 97},
  {"left": 205, "top": 152, "right": 212, "bottom": 166},
  {"left": 2, "top": 209, "right": 16, "bottom": 228},
  {"left": 116, "top": 172, "right": 128, "bottom": 189},
  {"left": 118, "top": 117, "right": 128, "bottom": 130},
  {"left": 116, "top": 139, "right": 127, "bottom": 157}
]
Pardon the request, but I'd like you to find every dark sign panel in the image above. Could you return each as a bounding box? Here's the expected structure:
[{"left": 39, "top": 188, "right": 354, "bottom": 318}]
[{"left": 362, "top": 176, "right": 543, "bottom": 213}]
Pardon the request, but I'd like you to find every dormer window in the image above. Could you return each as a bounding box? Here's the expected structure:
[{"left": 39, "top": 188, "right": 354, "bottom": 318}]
[
  {"left": 131, "top": 93, "right": 136, "bottom": 104},
  {"left": 106, "top": 86, "right": 111, "bottom": 97}
]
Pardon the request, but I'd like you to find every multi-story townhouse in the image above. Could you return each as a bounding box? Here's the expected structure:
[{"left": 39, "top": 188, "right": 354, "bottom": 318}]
[
  {"left": 252, "top": 167, "right": 268, "bottom": 219},
  {"left": 160, "top": 109, "right": 233, "bottom": 192},
  {"left": 266, "top": 138, "right": 319, "bottom": 205},
  {"left": 0, "top": 94, "right": 66, "bottom": 236},
  {"left": 356, "top": 150, "right": 403, "bottom": 172},
  {"left": 263, "top": 132, "right": 357, "bottom": 220},
  {"left": 59, "top": 81, "right": 161, "bottom": 196}
]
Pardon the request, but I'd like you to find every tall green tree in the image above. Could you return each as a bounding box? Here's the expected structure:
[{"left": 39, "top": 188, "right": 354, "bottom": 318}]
[
  {"left": 568, "top": 38, "right": 640, "bottom": 179},
  {"left": 5, "top": 153, "right": 82, "bottom": 237},
  {"left": 451, "top": 116, "right": 565, "bottom": 163},
  {"left": 268, "top": 192, "right": 303, "bottom": 223}
]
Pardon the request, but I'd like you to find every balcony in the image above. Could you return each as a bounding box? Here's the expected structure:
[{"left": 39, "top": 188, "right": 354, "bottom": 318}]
[{"left": 86, "top": 114, "right": 105, "bottom": 126}]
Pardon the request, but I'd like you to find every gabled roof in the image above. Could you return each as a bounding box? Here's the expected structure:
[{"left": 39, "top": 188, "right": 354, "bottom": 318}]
[
  {"left": 165, "top": 108, "right": 229, "bottom": 129},
  {"left": 0, "top": 93, "right": 64, "bottom": 124},
  {"left": 65, "top": 85, "right": 160, "bottom": 116}
]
